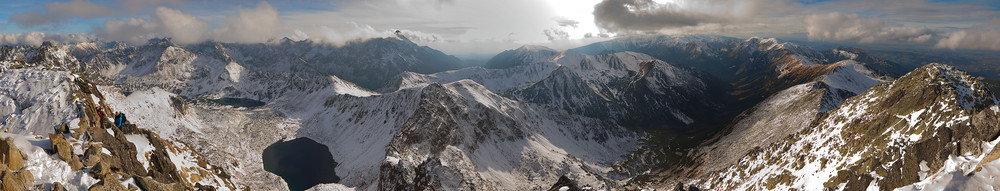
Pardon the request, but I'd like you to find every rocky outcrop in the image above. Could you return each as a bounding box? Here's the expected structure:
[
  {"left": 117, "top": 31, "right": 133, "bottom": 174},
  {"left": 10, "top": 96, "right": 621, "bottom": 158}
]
[
  {"left": 1, "top": 170, "right": 33, "bottom": 191},
  {"left": 88, "top": 174, "right": 128, "bottom": 191},
  {"left": 50, "top": 133, "right": 83, "bottom": 169},
  {"left": 691, "top": 64, "right": 1000, "bottom": 190},
  {"left": 51, "top": 182, "right": 67, "bottom": 191},
  {"left": 134, "top": 176, "right": 184, "bottom": 191},
  {"left": 83, "top": 144, "right": 103, "bottom": 167},
  {"left": 0, "top": 138, "right": 25, "bottom": 171},
  {"left": 546, "top": 176, "right": 582, "bottom": 191}
]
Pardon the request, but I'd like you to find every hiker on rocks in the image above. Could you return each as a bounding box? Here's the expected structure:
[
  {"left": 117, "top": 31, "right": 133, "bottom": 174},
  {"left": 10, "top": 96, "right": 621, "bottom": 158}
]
[
  {"left": 96, "top": 106, "right": 104, "bottom": 119},
  {"left": 114, "top": 112, "right": 127, "bottom": 128}
]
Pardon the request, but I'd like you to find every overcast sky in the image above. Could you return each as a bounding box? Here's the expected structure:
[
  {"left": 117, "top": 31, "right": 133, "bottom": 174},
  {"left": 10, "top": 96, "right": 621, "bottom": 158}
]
[{"left": 1, "top": 0, "right": 999, "bottom": 54}]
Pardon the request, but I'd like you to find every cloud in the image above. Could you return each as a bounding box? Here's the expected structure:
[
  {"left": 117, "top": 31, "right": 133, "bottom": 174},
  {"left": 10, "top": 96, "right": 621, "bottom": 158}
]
[
  {"left": 153, "top": 7, "right": 211, "bottom": 44},
  {"left": 95, "top": 7, "right": 209, "bottom": 45},
  {"left": 593, "top": 0, "right": 726, "bottom": 32},
  {"left": 803, "top": 0, "right": 1000, "bottom": 23},
  {"left": 119, "top": 0, "right": 186, "bottom": 12},
  {"left": 96, "top": 18, "right": 160, "bottom": 44},
  {"left": 290, "top": 22, "right": 446, "bottom": 45},
  {"left": 8, "top": 12, "right": 60, "bottom": 28},
  {"left": 0, "top": 32, "right": 95, "bottom": 46},
  {"left": 319, "top": 24, "right": 384, "bottom": 43},
  {"left": 9, "top": 0, "right": 116, "bottom": 28},
  {"left": 805, "top": 12, "right": 934, "bottom": 43},
  {"left": 554, "top": 17, "right": 580, "bottom": 28},
  {"left": 544, "top": 28, "right": 570, "bottom": 40},
  {"left": 212, "top": 1, "right": 282, "bottom": 44},
  {"left": 46, "top": 0, "right": 116, "bottom": 18},
  {"left": 394, "top": 29, "right": 445, "bottom": 42},
  {"left": 0, "top": 32, "right": 46, "bottom": 46},
  {"left": 592, "top": 0, "right": 800, "bottom": 32},
  {"left": 935, "top": 19, "right": 1000, "bottom": 51}
]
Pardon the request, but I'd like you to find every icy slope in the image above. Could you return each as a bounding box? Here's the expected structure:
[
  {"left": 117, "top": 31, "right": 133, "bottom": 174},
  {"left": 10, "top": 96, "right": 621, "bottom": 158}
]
[
  {"left": 650, "top": 56, "right": 892, "bottom": 188},
  {"left": 276, "top": 79, "right": 641, "bottom": 190},
  {"left": 511, "top": 51, "right": 717, "bottom": 126},
  {"left": 690, "top": 63, "right": 998, "bottom": 190},
  {"left": 0, "top": 68, "right": 80, "bottom": 135}
]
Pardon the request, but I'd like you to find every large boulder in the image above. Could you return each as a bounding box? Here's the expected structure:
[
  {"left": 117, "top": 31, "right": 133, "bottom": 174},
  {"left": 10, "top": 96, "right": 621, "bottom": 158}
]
[
  {"left": 134, "top": 176, "right": 184, "bottom": 191},
  {"left": 48, "top": 133, "right": 82, "bottom": 171},
  {"left": 51, "top": 182, "right": 67, "bottom": 191},
  {"left": 83, "top": 144, "right": 103, "bottom": 167},
  {"left": 88, "top": 174, "right": 128, "bottom": 191},
  {"left": 91, "top": 161, "right": 111, "bottom": 180},
  {"left": 1, "top": 170, "right": 34, "bottom": 191},
  {"left": 49, "top": 133, "right": 72, "bottom": 161},
  {"left": 0, "top": 138, "right": 26, "bottom": 170}
]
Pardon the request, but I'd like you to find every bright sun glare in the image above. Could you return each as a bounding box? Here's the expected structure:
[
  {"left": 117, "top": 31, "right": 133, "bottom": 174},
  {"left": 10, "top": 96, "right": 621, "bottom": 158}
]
[{"left": 545, "top": 0, "right": 604, "bottom": 38}]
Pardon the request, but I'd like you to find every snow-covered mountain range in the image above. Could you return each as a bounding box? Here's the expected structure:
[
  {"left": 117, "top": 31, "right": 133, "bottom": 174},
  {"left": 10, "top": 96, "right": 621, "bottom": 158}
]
[{"left": 0, "top": 34, "right": 996, "bottom": 191}]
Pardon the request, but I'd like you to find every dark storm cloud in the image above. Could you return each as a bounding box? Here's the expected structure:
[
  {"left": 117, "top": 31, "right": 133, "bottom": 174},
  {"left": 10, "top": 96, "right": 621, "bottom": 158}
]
[{"left": 593, "top": 0, "right": 727, "bottom": 32}]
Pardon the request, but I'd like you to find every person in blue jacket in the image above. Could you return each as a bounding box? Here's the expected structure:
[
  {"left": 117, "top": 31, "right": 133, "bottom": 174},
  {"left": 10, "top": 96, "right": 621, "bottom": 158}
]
[{"left": 114, "top": 112, "right": 127, "bottom": 127}]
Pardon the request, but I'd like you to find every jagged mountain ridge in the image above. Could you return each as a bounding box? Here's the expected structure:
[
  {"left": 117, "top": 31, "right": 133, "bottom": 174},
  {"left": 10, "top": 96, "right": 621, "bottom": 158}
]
[
  {"left": 385, "top": 49, "right": 722, "bottom": 128},
  {"left": 509, "top": 51, "right": 719, "bottom": 127},
  {"left": 683, "top": 63, "right": 999, "bottom": 190},
  {"left": 1, "top": 34, "right": 993, "bottom": 191},
  {"left": 483, "top": 45, "right": 558, "bottom": 69},
  {"left": 0, "top": 38, "right": 645, "bottom": 190},
  {"left": 71, "top": 37, "right": 462, "bottom": 93},
  {"left": 388, "top": 36, "right": 900, "bottom": 130},
  {"left": 574, "top": 35, "right": 905, "bottom": 109}
]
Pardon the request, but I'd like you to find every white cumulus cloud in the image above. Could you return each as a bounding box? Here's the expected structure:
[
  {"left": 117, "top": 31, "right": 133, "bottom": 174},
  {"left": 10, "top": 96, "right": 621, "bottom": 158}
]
[
  {"left": 95, "top": 6, "right": 210, "bottom": 45},
  {"left": 0, "top": 32, "right": 95, "bottom": 46},
  {"left": 212, "top": 1, "right": 282, "bottom": 44},
  {"left": 935, "top": 19, "right": 1000, "bottom": 51}
]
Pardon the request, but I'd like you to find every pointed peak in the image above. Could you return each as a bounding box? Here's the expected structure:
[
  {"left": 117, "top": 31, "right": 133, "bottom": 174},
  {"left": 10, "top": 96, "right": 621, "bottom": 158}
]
[
  {"left": 909, "top": 63, "right": 962, "bottom": 81},
  {"left": 895, "top": 63, "right": 997, "bottom": 109},
  {"left": 516, "top": 45, "right": 555, "bottom": 52},
  {"left": 146, "top": 38, "right": 176, "bottom": 47}
]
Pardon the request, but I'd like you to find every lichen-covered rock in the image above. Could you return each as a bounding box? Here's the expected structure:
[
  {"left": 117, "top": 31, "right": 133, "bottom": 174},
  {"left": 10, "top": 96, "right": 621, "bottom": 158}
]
[
  {"left": 90, "top": 125, "right": 147, "bottom": 177},
  {"left": 134, "top": 176, "right": 184, "bottom": 191},
  {"left": 49, "top": 133, "right": 73, "bottom": 161},
  {"left": 83, "top": 144, "right": 102, "bottom": 167},
  {"left": 0, "top": 138, "right": 25, "bottom": 170},
  {"left": 88, "top": 175, "right": 128, "bottom": 191},
  {"left": 69, "top": 155, "right": 84, "bottom": 170},
  {"left": 91, "top": 161, "right": 111, "bottom": 180},
  {"left": 52, "top": 182, "right": 67, "bottom": 191},
  {"left": 1, "top": 170, "right": 33, "bottom": 191}
]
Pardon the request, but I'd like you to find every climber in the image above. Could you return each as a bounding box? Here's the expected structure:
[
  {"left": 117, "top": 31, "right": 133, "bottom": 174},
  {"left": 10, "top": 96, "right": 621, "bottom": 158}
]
[
  {"left": 96, "top": 106, "right": 104, "bottom": 119},
  {"left": 114, "top": 112, "right": 127, "bottom": 128}
]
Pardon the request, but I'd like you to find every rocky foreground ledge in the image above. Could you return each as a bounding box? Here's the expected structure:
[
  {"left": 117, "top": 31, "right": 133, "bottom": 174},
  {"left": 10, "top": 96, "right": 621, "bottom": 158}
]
[{"left": 0, "top": 65, "right": 237, "bottom": 190}]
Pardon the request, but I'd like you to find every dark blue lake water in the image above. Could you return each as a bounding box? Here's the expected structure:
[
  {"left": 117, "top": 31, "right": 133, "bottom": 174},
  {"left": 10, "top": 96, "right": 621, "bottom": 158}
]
[
  {"left": 262, "top": 137, "right": 340, "bottom": 191},
  {"left": 208, "top": 98, "right": 265, "bottom": 108}
]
